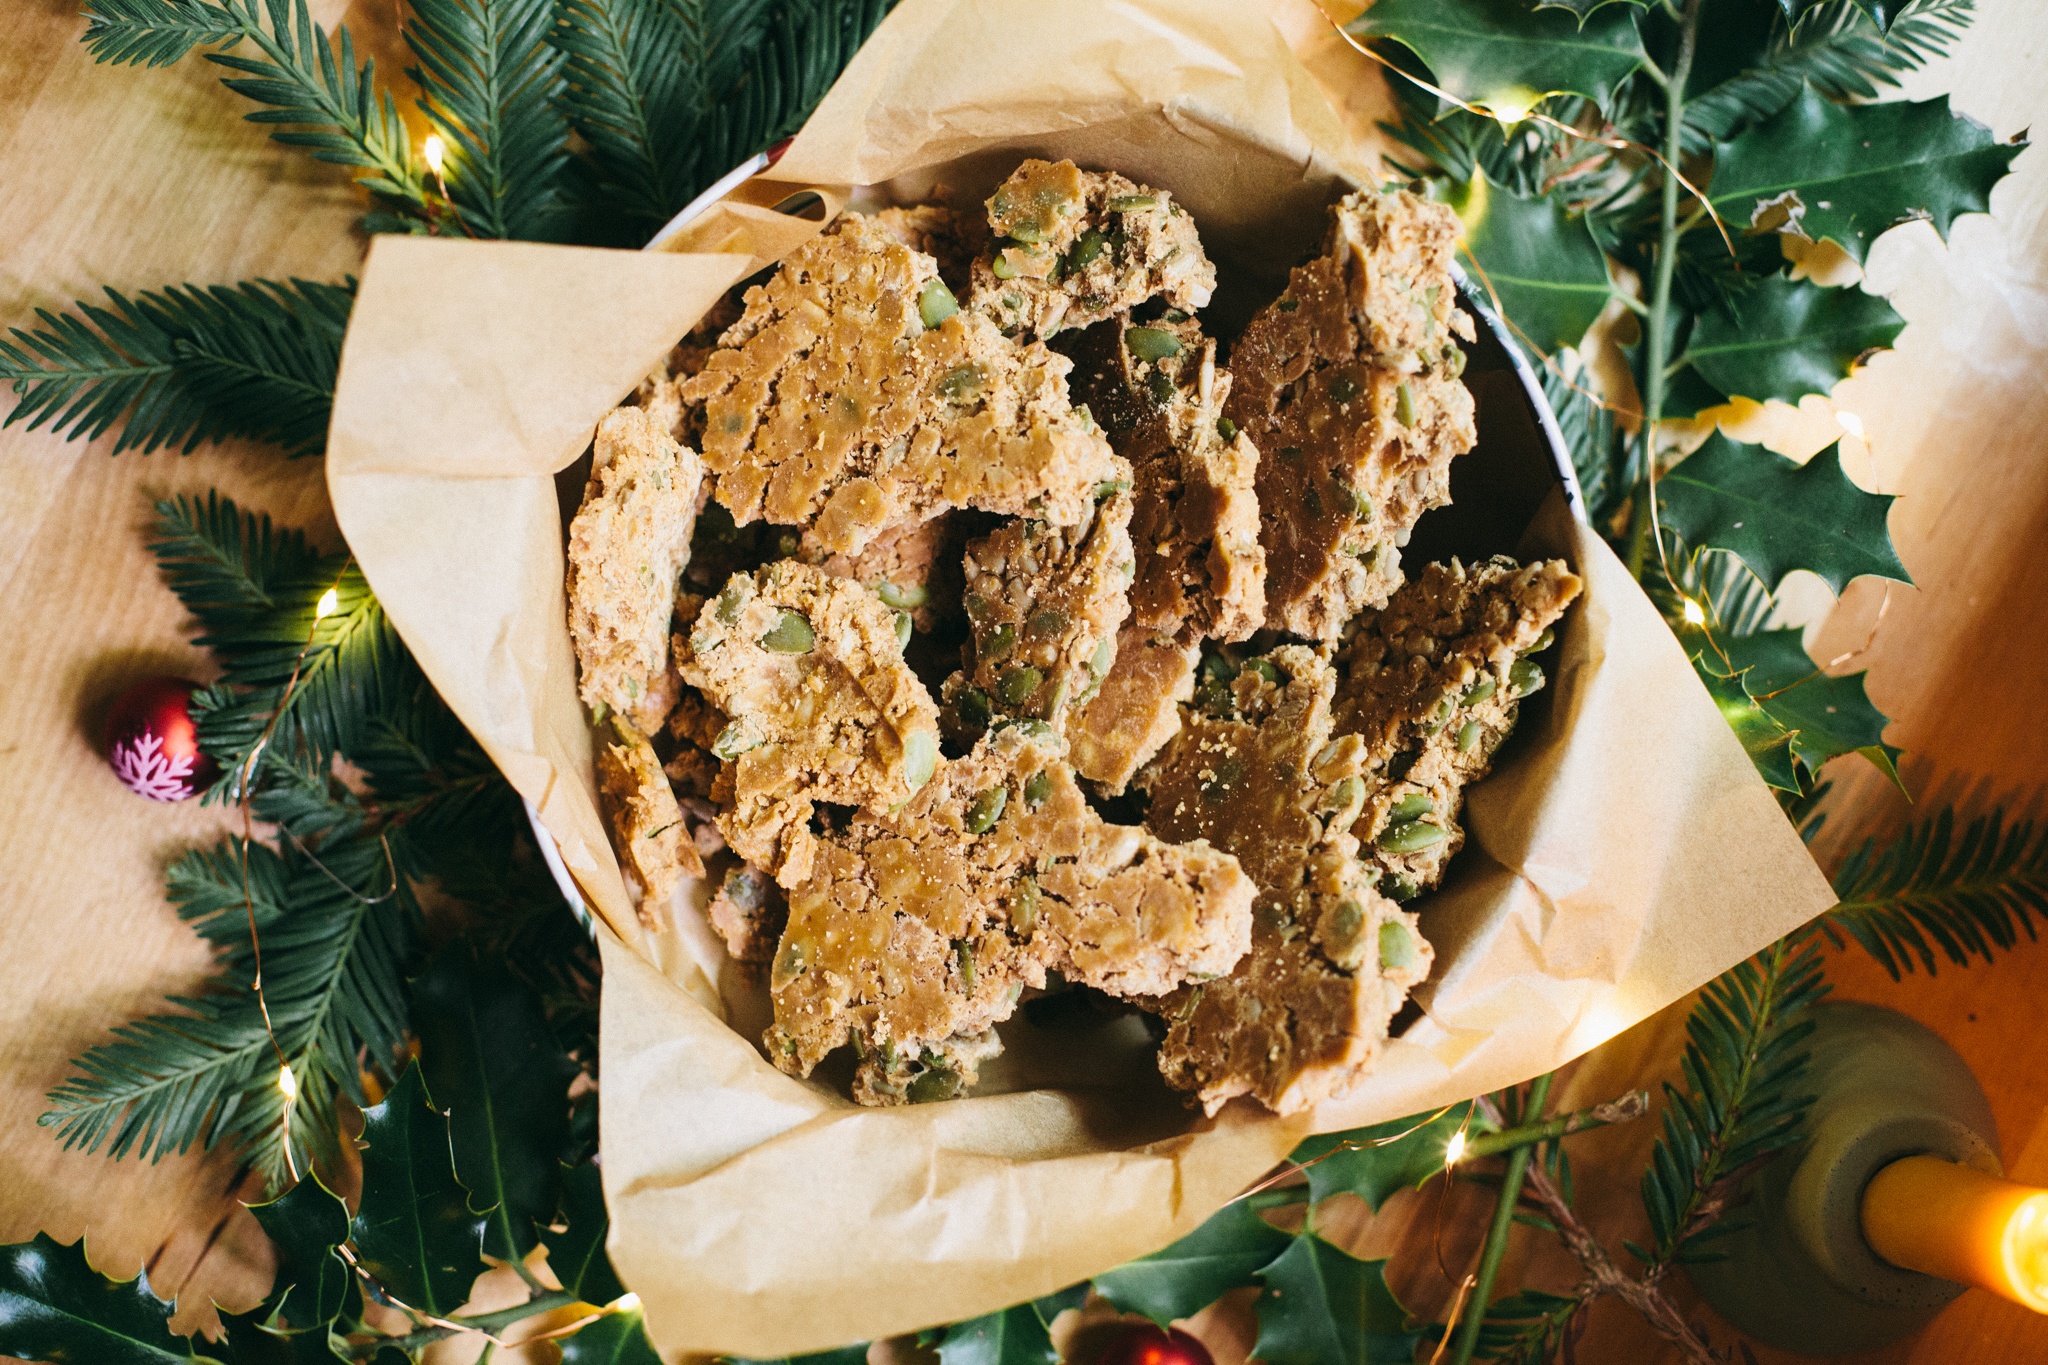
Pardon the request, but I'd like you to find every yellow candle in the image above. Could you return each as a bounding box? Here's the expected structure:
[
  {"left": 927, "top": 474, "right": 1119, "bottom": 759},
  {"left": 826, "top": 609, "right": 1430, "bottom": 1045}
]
[{"left": 1861, "top": 1155, "right": 2048, "bottom": 1312}]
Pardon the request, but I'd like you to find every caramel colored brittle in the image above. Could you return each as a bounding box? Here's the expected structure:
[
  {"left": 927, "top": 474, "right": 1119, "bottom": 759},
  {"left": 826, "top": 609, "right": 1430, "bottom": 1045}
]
[
  {"left": 707, "top": 861, "right": 787, "bottom": 965},
  {"left": 1336, "top": 556, "right": 1581, "bottom": 895},
  {"left": 1223, "top": 189, "right": 1478, "bottom": 639},
  {"left": 874, "top": 200, "right": 984, "bottom": 298},
  {"left": 596, "top": 718, "right": 700, "bottom": 925},
  {"left": 1135, "top": 645, "right": 1431, "bottom": 1115},
  {"left": 801, "top": 509, "right": 972, "bottom": 635},
  {"left": 971, "top": 159, "right": 1217, "bottom": 339},
  {"left": 764, "top": 724, "right": 1255, "bottom": 1099},
  {"left": 679, "top": 561, "right": 942, "bottom": 889},
  {"left": 680, "top": 211, "right": 1121, "bottom": 557},
  {"left": 566, "top": 407, "right": 705, "bottom": 732},
  {"left": 1067, "top": 624, "right": 1200, "bottom": 794}
]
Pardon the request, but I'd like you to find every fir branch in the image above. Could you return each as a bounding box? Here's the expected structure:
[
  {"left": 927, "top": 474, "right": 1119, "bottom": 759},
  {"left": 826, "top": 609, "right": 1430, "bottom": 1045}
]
[
  {"left": 406, "top": 0, "right": 574, "bottom": 239},
  {"left": 1825, "top": 805, "right": 2048, "bottom": 979},
  {"left": 80, "top": 0, "right": 431, "bottom": 212},
  {"left": 0, "top": 279, "right": 351, "bottom": 456}
]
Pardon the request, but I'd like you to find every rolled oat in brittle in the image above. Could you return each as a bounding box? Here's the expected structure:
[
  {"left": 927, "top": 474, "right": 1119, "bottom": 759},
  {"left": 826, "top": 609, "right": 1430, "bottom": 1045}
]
[
  {"left": 679, "top": 561, "right": 943, "bottom": 890},
  {"left": 1224, "top": 188, "right": 1478, "bottom": 639},
  {"left": 970, "top": 159, "right": 1217, "bottom": 339},
  {"left": 764, "top": 724, "right": 1255, "bottom": 1103},
  {"left": 1136, "top": 645, "right": 1431, "bottom": 1115},
  {"left": 596, "top": 717, "right": 700, "bottom": 926},
  {"left": 566, "top": 407, "right": 705, "bottom": 733},
  {"left": 1336, "top": 556, "right": 1581, "bottom": 897},
  {"left": 679, "top": 212, "right": 1122, "bottom": 557}
]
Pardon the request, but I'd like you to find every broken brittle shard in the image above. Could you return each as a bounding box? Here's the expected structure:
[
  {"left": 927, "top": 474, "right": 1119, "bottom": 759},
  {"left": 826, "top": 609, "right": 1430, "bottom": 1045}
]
[
  {"left": 1223, "top": 188, "right": 1479, "bottom": 640},
  {"left": 595, "top": 716, "right": 700, "bottom": 924}
]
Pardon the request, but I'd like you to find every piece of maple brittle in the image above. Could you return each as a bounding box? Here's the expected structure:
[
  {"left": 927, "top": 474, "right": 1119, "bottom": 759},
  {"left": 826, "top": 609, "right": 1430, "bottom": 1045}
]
[
  {"left": 1067, "top": 624, "right": 1200, "bottom": 794},
  {"left": 566, "top": 407, "right": 705, "bottom": 733},
  {"left": 1135, "top": 645, "right": 1431, "bottom": 1115},
  {"left": 970, "top": 159, "right": 1217, "bottom": 339},
  {"left": 596, "top": 717, "right": 700, "bottom": 926},
  {"left": 800, "top": 509, "right": 973, "bottom": 635},
  {"left": 679, "top": 211, "right": 1121, "bottom": 557},
  {"left": 706, "top": 861, "right": 786, "bottom": 965},
  {"left": 679, "top": 561, "right": 942, "bottom": 890},
  {"left": 1336, "top": 556, "right": 1581, "bottom": 896},
  {"left": 1224, "top": 188, "right": 1478, "bottom": 639}
]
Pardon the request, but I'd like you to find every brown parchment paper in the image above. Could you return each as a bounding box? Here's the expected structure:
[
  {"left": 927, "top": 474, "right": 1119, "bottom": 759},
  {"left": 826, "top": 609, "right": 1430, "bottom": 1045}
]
[{"left": 326, "top": 1, "right": 1837, "bottom": 1356}]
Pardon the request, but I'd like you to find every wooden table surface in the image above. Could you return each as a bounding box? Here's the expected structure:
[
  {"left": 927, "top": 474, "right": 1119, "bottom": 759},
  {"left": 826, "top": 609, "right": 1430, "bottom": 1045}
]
[{"left": 2, "top": 1, "right": 2044, "bottom": 1362}]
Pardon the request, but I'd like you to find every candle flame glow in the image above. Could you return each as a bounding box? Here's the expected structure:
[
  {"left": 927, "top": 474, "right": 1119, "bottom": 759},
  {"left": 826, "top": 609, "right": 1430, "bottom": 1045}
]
[
  {"left": 1444, "top": 1129, "right": 1467, "bottom": 1167},
  {"left": 315, "top": 588, "right": 339, "bottom": 620},
  {"left": 278, "top": 1064, "right": 298, "bottom": 1101},
  {"left": 1682, "top": 598, "right": 1706, "bottom": 626},
  {"left": 424, "top": 134, "right": 446, "bottom": 176}
]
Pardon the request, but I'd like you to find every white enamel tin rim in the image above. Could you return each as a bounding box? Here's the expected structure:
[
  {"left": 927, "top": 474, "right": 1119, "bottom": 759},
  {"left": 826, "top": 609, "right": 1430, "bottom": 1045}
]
[{"left": 525, "top": 167, "right": 1587, "bottom": 929}]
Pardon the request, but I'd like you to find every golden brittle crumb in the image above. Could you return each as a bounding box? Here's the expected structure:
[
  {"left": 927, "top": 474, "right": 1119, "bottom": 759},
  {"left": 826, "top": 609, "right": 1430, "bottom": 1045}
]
[
  {"left": 1224, "top": 188, "right": 1478, "bottom": 639},
  {"left": 1337, "top": 556, "right": 1581, "bottom": 896},
  {"left": 679, "top": 211, "right": 1122, "bottom": 557},
  {"left": 596, "top": 718, "right": 700, "bottom": 926},
  {"left": 566, "top": 407, "right": 705, "bottom": 733},
  {"left": 1136, "top": 645, "right": 1431, "bottom": 1114},
  {"left": 679, "top": 561, "right": 942, "bottom": 890}
]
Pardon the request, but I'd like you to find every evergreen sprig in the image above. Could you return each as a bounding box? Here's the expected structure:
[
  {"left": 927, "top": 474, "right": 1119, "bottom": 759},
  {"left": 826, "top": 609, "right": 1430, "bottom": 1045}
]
[
  {"left": 0, "top": 278, "right": 351, "bottom": 456},
  {"left": 1825, "top": 805, "right": 2048, "bottom": 978}
]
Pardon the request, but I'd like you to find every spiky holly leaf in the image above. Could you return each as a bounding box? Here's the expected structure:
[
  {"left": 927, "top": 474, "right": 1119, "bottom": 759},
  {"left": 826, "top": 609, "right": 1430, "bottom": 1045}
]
[
  {"left": 1291, "top": 1102, "right": 1481, "bottom": 1210},
  {"left": 1453, "top": 176, "right": 1613, "bottom": 355},
  {"left": 1719, "top": 628, "right": 1899, "bottom": 779},
  {"left": 1686, "top": 275, "right": 1904, "bottom": 409},
  {"left": 547, "top": 1160, "right": 627, "bottom": 1305},
  {"left": 1692, "top": 649, "right": 1801, "bottom": 791},
  {"left": 1031, "top": 1283, "right": 1089, "bottom": 1329},
  {"left": 1348, "top": 0, "right": 1647, "bottom": 110},
  {"left": 1533, "top": 0, "right": 1645, "bottom": 21},
  {"left": 1093, "top": 1195, "right": 1293, "bottom": 1327},
  {"left": 248, "top": 1173, "right": 353, "bottom": 1330},
  {"left": 1709, "top": 87, "right": 2023, "bottom": 264},
  {"left": 413, "top": 943, "right": 580, "bottom": 1262},
  {"left": 1251, "top": 1234, "right": 1421, "bottom": 1365},
  {"left": 350, "top": 1066, "right": 488, "bottom": 1318},
  {"left": 724, "top": 1346, "right": 870, "bottom": 1365},
  {"left": 935, "top": 1304, "right": 1058, "bottom": 1365},
  {"left": 0, "top": 1232, "right": 216, "bottom": 1365},
  {"left": 560, "top": 1307, "right": 664, "bottom": 1364},
  {"left": 1658, "top": 434, "right": 1908, "bottom": 596}
]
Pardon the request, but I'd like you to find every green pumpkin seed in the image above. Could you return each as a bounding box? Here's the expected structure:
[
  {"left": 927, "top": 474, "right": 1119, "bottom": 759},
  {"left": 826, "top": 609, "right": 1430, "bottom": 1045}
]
[
  {"left": 1107, "top": 194, "right": 1157, "bottom": 212},
  {"left": 1445, "top": 344, "right": 1468, "bottom": 377},
  {"left": 1089, "top": 636, "right": 1114, "bottom": 678},
  {"left": 965, "top": 786, "right": 1008, "bottom": 834},
  {"left": 715, "top": 583, "right": 745, "bottom": 624},
  {"left": 1379, "top": 921, "right": 1421, "bottom": 971},
  {"left": 1013, "top": 876, "right": 1041, "bottom": 933},
  {"left": 876, "top": 579, "right": 929, "bottom": 611},
  {"left": 1385, "top": 873, "right": 1421, "bottom": 902},
  {"left": 1029, "top": 608, "right": 1068, "bottom": 638},
  {"left": 1125, "top": 327, "right": 1183, "bottom": 362},
  {"left": 1395, "top": 382, "right": 1417, "bottom": 428},
  {"left": 723, "top": 866, "right": 765, "bottom": 912},
  {"left": 1024, "top": 769, "right": 1052, "bottom": 809},
  {"left": 991, "top": 252, "right": 1020, "bottom": 280},
  {"left": 1463, "top": 675, "right": 1496, "bottom": 706},
  {"left": 1509, "top": 658, "right": 1545, "bottom": 698},
  {"left": 958, "top": 688, "right": 993, "bottom": 730},
  {"left": 1456, "top": 720, "right": 1483, "bottom": 753},
  {"left": 1068, "top": 228, "right": 1107, "bottom": 271},
  {"left": 955, "top": 940, "right": 976, "bottom": 992},
  {"left": 1147, "top": 370, "right": 1176, "bottom": 404},
  {"left": 999, "top": 666, "right": 1043, "bottom": 707},
  {"left": 1386, "top": 750, "right": 1419, "bottom": 780},
  {"left": 996, "top": 717, "right": 1053, "bottom": 738},
  {"left": 1525, "top": 627, "right": 1556, "bottom": 654},
  {"left": 1216, "top": 416, "right": 1238, "bottom": 441},
  {"left": 760, "top": 611, "right": 814, "bottom": 653},
  {"left": 938, "top": 363, "right": 984, "bottom": 399},
  {"left": 1389, "top": 792, "right": 1434, "bottom": 821},
  {"left": 1329, "top": 373, "right": 1359, "bottom": 402},
  {"left": 770, "top": 935, "right": 810, "bottom": 990},
  {"left": 1095, "top": 478, "right": 1131, "bottom": 499},
  {"left": 1325, "top": 776, "right": 1364, "bottom": 812},
  {"left": 917, "top": 278, "right": 959, "bottom": 328},
  {"left": 1331, "top": 897, "right": 1365, "bottom": 942},
  {"left": 1379, "top": 819, "right": 1446, "bottom": 853},
  {"left": 1277, "top": 298, "right": 1299, "bottom": 313},
  {"left": 1244, "top": 658, "right": 1281, "bottom": 685},
  {"left": 894, "top": 611, "right": 913, "bottom": 649},
  {"left": 906, "top": 1065, "right": 961, "bottom": 1104},
  {"left": 711, "top": 722, "right": 760, "bottom": 761},
  {"left": 1007, "top": 221, "right": 1046, "bottom": 245},
  {"left": 903, "top": 728, "right": 938, "bottom": 790},
  {"left": 984, "top": 623, "right": 1017, "bottom": 660}
]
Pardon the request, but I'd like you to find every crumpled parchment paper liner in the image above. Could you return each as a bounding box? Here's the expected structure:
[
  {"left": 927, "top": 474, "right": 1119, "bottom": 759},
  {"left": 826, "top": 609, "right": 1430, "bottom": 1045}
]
[{"left": 326, "top": 1, "right": 1836, "bottom": 1356}]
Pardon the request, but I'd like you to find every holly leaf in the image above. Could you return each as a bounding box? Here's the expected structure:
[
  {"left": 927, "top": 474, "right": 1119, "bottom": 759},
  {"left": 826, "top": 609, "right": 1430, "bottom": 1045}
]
[
  {"left": 1348, "top": 0, "right": 1647, "bottom": 110},
  {"left": 248, "top": 1174, "right": 353, "bottom": 1330},
  {"left": 1692, "top": 649, "right": 1801, "bottom": 791},
  {"left": 560, "top": 1307, "right": 664, "bottom": 1365},
  {"left": 1454, "top": 176, "right": 1614, "bottom": 355},
  {"left": 1719, "top": 628, "right": 1899, "bottom": 777},
  {"left": 1658, "top": 434, "right": 1908, "bottom": 595},
  {"left": 724, "top": 1346, "right": 870, "bottom": 1365},
  {"left": 413, "top": 942, "right": 580, "bottom": 1262},
  {"left": 1533, "top": 0, "right": 1645, "bottom": 21},
  {"left": 1709, "top": 87, "right": 2024, "bottom": 264},
  {"left": 547, "top": 1160, "right": 627, "bottom": 1306},
  {"left": 217, "top": 1312, "right": 354, "bottom": 1364},
  {"left": 0, "top": 1232, "right": 219, "bottom": 1365},
  {"left": 1686, "top": 275, "right": 1904, "bottom": 409},
  {"left": 935, "top": 1304, "right": 1058, "bottom": 1365},
  {"left": 1031, "top": 1283, "right": 1090, "bottom": 1329},
  {"left": 350, "top": 1065, "right": 488, "bottom": 1318},
  {"left": 1251, "top": 1234, "right": 1421, "bottom": 1365},
  {"left": 1291, "top": 1102, "right": 1481, "bottom": 1210},
  {"left": 1093, "top": 1196, "right": 1293, "bottom": 1327}
]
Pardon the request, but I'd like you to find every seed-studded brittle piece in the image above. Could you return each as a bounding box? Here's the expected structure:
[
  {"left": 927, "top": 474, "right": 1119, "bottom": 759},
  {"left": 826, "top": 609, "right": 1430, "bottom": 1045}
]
[
  {"left": 1223, "top": 188, "right": 1478, "bottom": 639},
  {"left": 679, "top": 211, "right": 1121, "bottom": 557},
  {"left": 764, "top": 724, "right": 1255, "bottom": 1102},
  {"left": 874, "top": 201, "right": 984, "bottom": 298},
  {"left": 970, "top": 159, "right": 1217, "bottom": 339},
  {"left": 1336, "top": 556, "right": 1581, "bottom": 896},
  {"left": 707, "top": 862, "right": 786, "bottom": 965},
  {"left": 1136, "top": 645, "right": 1432, "bottom": 1115},
  {"left": 1061, "top": 315, "right": 1265, "bottom": 642},
  {"left": 801, "top": 510, "right": 971, "bottom": 635},
  {"left": 679, "top": 562, "right": 942, "bottom": 890},
  {"left": 851, "top": 1028, "right": 1003, "bottom": 1107},
  {"left": 942, "top": 491, "right": 1135, "bottom": 735},
  {"left": 1067, "top": 625, "right": 1201, "bottom": 793},
  {"left": 596, "top": 718, "right": 700, "bottom": 925},
  {"left": 566, "top": 407, "right": 705, "bottom": 732}
]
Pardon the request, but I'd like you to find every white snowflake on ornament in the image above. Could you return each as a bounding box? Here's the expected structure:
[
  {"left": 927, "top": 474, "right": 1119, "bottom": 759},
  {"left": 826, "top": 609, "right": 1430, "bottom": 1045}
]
[{"left": 109, "top": 730, "right": 200, "bottom": 802}]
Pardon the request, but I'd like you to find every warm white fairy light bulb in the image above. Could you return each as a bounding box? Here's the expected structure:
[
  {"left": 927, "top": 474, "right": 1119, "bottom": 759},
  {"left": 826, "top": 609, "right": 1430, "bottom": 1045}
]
[
  {"left": 611, "top": 1293, "right": 642, "bottom": 1313},
  {"left": 424, "top": 134, "right": 447, "bottom": 177},
  {"left": 278, "top": 1064, "right": 299, "bottom": 1101},
  {"left": 1445, "top": 1129, "right": 1468, "bottom": 1167},
  {"left": 1682, "top": 598, "right": 1707, "bottom": 626},
  {"left": 315, "top": 588, "right": 339, "bottom": 620}
]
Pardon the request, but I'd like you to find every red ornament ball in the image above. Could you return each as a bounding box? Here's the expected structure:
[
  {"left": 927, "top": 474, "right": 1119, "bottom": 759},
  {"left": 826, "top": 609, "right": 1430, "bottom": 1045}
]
[
  {"left": 1097, "top": 1324, "right": 1215, "bottom": 1365},
  {"left": 105, "top": 676, "right": 219, "bottom": 801}
]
